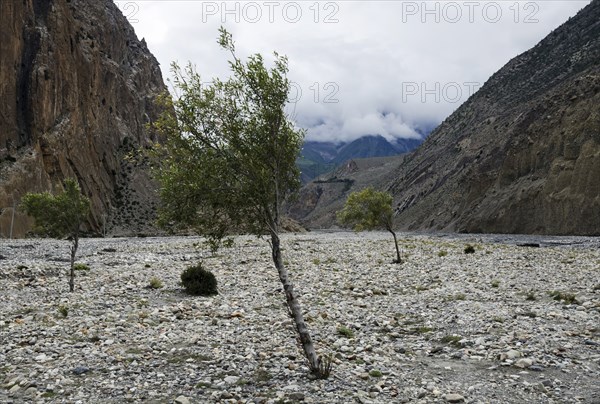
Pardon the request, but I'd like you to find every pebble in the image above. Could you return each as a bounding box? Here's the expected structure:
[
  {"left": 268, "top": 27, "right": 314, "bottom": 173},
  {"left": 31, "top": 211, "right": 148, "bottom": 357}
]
[
  {"left": 224, "top": 376, "right": 239, "bottom": 384},
  {"left": 72, "top": 367, "right": 90, "bottom": 375},
  {"left": 515, "top": 358, "right": 533, "bottom": 369},
  {"left": 444, "top": 393, "right": 465, "bottom": 403}
]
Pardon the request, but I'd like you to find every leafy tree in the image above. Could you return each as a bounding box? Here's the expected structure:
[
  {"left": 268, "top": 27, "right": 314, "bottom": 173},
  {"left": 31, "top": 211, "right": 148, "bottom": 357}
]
[
  {"left": 21, "top": 178, "right": 90, "bottom": 292},
  {"left": 337, "top": 187, "right": 402, "bottom": 263},
  {"left": 154, "top": 28, "right": 330, "bottom": 377}
]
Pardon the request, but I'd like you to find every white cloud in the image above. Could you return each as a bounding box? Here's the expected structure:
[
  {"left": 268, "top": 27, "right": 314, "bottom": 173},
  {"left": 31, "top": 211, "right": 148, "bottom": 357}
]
[{"left": 118, "top": 0, "right": 591, "bottom": 143}]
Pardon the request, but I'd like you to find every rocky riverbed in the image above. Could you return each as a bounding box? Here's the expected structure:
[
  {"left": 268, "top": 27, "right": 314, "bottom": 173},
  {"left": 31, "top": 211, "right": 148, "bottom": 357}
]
[{"left": 1, "top": 232, "right": 599, "bottom": 403}]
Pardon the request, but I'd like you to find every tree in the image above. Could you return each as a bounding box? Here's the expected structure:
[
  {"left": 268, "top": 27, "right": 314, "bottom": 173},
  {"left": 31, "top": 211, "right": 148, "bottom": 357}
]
[
  {"left": 337, "top": 187, "right": 402, "bottom": 263},
  {"left": 154, "top": 28, "right": 330, "bottom": 378},
  {"left": 21, "top": 178, "right": 90, "bottom": 292}
]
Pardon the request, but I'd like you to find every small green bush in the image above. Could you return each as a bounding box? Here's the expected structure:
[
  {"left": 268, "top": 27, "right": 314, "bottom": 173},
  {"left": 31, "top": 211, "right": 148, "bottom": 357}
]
[
  {"left": 369, "top": 369, "right": 383, "bottom": 378},
  {"left": 464, "top": 245, "right": 475, "bottom": 254},
  {"left": 549, "top": 291, "right": 577, "bottom": 304},
  {"left": 73, "top": 263, "right": 89, "bottom": 271},
  {"left": 337, "top": 325, "right": 354, "bottom": 338},
  {"left": 58, "top": 305, "right": 69, "bottom": 318},
  {"left": 448, "top": 292, "right": 466, "bottom": 301},
  {"left": 438, "top": 250, "right": 448, "bottom": 257},
  {"left": 181, "top": 264, "right": 218, "bottom": 296},
  {"left": 491, "top": 280, "right": 500, "bottom": 288},
  {"left": 441, "top": 335, "right": 462, "bottom": 346},
  {"left": 149, "top": 277, "right": 163, "bottom": 289}
]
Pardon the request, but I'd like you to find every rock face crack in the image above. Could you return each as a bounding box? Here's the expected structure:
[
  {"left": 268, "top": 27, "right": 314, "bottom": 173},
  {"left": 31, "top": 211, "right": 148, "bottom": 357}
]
[{"left": 16, "top": 24, "right": 41, "bottom": 148}]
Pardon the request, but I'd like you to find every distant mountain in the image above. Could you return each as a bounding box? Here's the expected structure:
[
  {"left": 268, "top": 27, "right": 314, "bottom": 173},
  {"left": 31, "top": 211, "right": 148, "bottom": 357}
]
[
  {"left": 332, "top": 135, "right": 422, "bottom": 164},
  {"left": 298, "top": 135, "right": 423, "bottom": 183},
  {"left": 291, "top": 0, "right": 600, "bottom": 235}
]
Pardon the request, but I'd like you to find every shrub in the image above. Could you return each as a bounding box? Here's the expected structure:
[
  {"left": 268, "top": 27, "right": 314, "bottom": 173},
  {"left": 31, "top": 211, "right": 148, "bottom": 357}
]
[
  {"left": 441, "top": 335, "right": 462, "bottom": 346},
  {"left": 438, "top": 250, "right": 448, "bottom": 257},
  {"left": 181, "top": 264, "right": 218, "bottom": 296},
  {"left": 449, "top": 293, "right": 466, "bottom": 301},
  {"left": 149, "top": 277, "right": 163, "bottom": 289},
  {"left": 464, "top": 245, "right": 476, "bottom": 254},
  {"left": 73, "top": 263, "right": 90, "bottom": 271},
  {"left": 491, "top": 280, "right": 500, "bottom": 288},
  {"left": 337, "top": 325, "right": 354, "bottom": 338},
  {"left": 549, "top": 291, "right": 577, "bottom": 304},
  {"left": 58, "top": 305, "right": 69, "bottom": 318}
]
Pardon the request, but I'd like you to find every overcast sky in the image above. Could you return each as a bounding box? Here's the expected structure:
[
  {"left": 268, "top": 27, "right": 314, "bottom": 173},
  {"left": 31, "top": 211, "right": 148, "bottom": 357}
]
[{"left": 117, "top": 0, "right": 591, "bottom": 143}]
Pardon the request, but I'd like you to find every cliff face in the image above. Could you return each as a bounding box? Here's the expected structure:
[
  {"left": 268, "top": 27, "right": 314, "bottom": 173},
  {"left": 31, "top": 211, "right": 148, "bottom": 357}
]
[
  {"left": 387, "top": 0, "right": 600, "bottom": 235},
  {"left": 0, "top": 0, "right": 168, "bottom": 237}
]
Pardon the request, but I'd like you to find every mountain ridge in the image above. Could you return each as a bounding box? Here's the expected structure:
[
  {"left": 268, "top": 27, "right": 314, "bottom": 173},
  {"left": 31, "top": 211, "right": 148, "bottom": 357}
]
[{"left": 299, "top": 135, "right": 423, "bottom": 182}]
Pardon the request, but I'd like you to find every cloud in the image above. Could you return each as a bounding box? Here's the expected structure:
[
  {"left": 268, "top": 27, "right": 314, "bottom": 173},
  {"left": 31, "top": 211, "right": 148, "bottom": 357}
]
[{"left": 120, "top": 0, "right": 591, "bottom": 143}]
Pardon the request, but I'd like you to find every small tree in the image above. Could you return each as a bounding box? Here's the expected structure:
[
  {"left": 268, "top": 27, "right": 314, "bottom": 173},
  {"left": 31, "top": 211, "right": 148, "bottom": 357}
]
[
  {"left": 21, "top": 178, "right": 90, "bottom": 292},
  {"left": 154, "top": 28, "right": 330, "bottom": 377},
  {"left": 337, "top": 187, "right": 402, "bottom": 263}
]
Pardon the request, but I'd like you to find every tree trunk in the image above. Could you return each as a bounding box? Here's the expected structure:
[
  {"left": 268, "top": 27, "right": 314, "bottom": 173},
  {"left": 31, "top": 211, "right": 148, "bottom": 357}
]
[
  {"left": 69, "top": 236, "right": 78, "bottom": 292},
  {"left": 270, "top": 231, "right": 323, "bottom": 374},
  {"left": 390, "top": 229, "right": 401, "bottom": 264}
]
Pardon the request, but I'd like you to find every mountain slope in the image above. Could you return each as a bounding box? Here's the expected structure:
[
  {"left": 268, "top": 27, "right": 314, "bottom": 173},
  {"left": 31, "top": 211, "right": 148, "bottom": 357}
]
[
  {"left": 332, "top": 135, "right": 415, "bottom": 164},
  {"left": 299, "top": 135, "right": 422, "bottom": 183},
  {"left": 388, "top": 0, "right": 600, "bottom": 235},
  {"left": 0, "top": 0, "right": 168, "bottom": 237}
]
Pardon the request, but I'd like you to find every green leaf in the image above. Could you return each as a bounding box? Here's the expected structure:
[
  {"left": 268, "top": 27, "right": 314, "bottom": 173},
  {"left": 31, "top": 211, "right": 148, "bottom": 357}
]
[
  {"left": 20, "top": 179, "right": 90, "bottom": 238},
  {"left": 337, "top": 187, "right": 394, "bottom": 232},
  {"left": 153, "top": 28, "right": 304, "bottom": 247}
]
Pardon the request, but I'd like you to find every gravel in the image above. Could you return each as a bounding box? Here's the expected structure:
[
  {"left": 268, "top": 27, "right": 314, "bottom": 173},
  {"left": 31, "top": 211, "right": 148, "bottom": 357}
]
[{"left": 0, "top": 232, "right": 599, "bottom": 403}]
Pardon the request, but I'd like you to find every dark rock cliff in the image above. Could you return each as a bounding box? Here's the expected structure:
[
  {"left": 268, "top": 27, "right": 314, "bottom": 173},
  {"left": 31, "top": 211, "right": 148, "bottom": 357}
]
[
  {"left": 0, "top": 0, "right": 168, "bottom": 237},
  {"left": 388, "top": 0, "right": 600, "bottom": 235}
]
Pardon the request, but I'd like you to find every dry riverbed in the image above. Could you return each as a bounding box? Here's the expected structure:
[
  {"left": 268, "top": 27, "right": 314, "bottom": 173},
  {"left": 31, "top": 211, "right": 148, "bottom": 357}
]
[{"left": 1, "top": 232, "right": 599, "bottom": 403}]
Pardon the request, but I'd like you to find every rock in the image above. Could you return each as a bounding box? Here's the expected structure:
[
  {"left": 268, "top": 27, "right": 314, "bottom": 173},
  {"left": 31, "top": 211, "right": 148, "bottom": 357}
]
[
  {"left": 287, "top": 392, "right": 305, "bottom": 401},
  {"left": 515, "top": 358, "right": 533, "bottom": 369},
  {"left": 24, "top": 386, "right": 37, "bottom": 396},
  {"left": 174, "top": 396, "right": 190, "bottom": 404},
  {"left": 72, "top": 366, "right": 91, "bottom": 375},
  {"left": 444, "top": 393, "right": 465, "bottom": 403},
  {"left": 500, "top": 350, "right": 521, "bottom": 361},
  {"left": 224, "top": 376, "right": 239, "bottom": 384}
]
